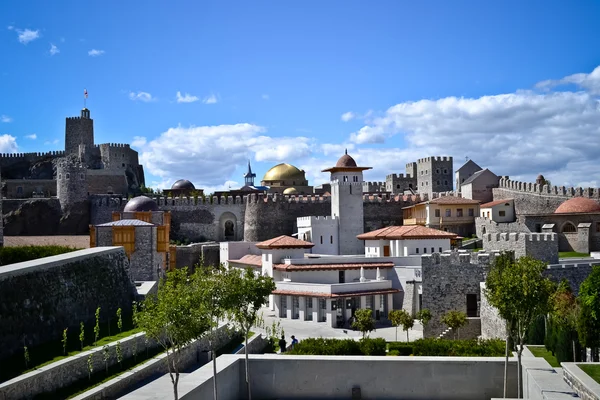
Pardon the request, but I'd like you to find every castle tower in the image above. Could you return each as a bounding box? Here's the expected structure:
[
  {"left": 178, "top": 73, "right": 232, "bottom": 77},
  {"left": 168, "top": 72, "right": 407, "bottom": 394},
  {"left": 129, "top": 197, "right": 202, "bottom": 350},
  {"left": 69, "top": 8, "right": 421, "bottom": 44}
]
[
  {"left": 243, "top": 160, "right": 256, "bottom": 186},
  {"left": 322, "top": 150, "right": 372, "bottom": 255},
  {"left": 417, "top": 156, "right": 453, "bottom": 195},
  {"left": 0, "top": 166, "right": 3, "bottom": 248},
  {"left": 56, "top": 157, "right": 88, "bottom": 210},
  {"left": 65, "top": 108, "right": 94, "bottom": 162}
]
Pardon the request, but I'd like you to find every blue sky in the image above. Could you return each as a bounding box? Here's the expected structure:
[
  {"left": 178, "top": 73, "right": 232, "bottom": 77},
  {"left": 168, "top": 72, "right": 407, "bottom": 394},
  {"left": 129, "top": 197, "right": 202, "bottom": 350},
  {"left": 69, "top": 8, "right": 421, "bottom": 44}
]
[{"left": 1, "top": 0, "right": 600, "bottom": 191}]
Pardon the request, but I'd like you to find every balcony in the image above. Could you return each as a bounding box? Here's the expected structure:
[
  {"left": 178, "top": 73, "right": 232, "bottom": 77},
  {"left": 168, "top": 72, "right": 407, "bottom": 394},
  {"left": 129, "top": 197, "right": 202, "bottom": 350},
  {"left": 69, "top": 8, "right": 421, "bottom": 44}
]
[
  {"left": 431, "top": 216, "right": 475, "bottom": 225},
  {"left": 403, "top": 218, "right": 426, "bottom": 225},
  {"left": 275, "top": 279, "right": 392, "bottom": 295}
]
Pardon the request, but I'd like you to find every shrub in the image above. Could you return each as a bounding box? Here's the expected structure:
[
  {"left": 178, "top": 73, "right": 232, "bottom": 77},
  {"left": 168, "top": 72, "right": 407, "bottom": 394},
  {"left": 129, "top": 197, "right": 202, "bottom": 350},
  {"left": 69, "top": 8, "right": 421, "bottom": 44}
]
[
  {"left": 388, "top": 343, "right": 414, "bottom": 356},
  {"left": 388, "top": 350, "right": 400, "bottom": 356},
  {"left": 387, "top": 338, "right": 505, "bottom": 357},
  {"left": 287, "top": 338, "right": 385, "bottom": 356},
  {"left": 358, "top": 338, "right": 386, "bottom": 355},
  {"left": 0, "top": 245, "right": 80, "bottom": 266}
]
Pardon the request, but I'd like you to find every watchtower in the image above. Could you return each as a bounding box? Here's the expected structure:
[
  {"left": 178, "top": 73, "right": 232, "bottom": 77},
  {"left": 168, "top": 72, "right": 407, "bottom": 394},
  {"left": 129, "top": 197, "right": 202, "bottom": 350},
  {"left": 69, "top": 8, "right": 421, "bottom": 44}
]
[
  {"left": 56, "top": 157, "right": 88, "bottom": 210},
  {"left": 416, "top": 156, "right": 453, "bottom": 195},
  {"left": 65, "top": 108, "right": 94, "bottom": 162}
]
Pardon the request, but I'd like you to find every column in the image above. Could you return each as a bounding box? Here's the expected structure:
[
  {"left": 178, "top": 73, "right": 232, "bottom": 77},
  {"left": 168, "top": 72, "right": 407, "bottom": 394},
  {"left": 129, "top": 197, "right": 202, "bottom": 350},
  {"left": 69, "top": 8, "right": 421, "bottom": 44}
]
[
  {"left": 298, "top": 296, "right": 306, "bottom": 321},
  {"left": 326, "top": 299, "right": 334, "bottom": 327},
  {"left": 286, "top": 296, "right": 292, "bottom": 319},
  {"left": 273, "top": 294, "right": 280, "bottom": 317},
  {"left": 374, "top": 295, "right": 381, "bottom": 321},
  {"left": 388, "top": 293, "right": 394, "bottom": 314},
  {"left": 360, "top": 296, "right": 367, "bottom": 309}
]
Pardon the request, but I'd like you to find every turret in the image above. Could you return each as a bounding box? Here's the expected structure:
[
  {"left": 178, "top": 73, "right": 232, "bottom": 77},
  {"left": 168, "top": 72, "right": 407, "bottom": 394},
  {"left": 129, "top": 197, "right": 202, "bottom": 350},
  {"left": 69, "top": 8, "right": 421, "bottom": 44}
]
[
  {"left": 65, "top": 108, "right": 94, "bottom": 163},
  {"left": 56, "top": 157, "right": 88, "bottom": 210}
]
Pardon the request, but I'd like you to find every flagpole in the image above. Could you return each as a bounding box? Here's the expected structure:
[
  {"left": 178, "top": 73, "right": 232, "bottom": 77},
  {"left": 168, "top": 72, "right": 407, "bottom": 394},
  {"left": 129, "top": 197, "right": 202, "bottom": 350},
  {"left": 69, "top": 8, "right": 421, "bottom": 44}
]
[{"left": 84, "top": 88, "right": 87, "bottom": 108}]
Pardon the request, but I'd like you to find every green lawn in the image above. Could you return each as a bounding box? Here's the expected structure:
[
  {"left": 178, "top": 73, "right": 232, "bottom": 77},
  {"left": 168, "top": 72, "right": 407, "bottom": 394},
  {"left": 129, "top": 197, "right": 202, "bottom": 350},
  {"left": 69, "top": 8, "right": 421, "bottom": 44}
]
[
  {"left": 559, "top": 252, "right": 590, "bottom": 258},
  {"left": 578, "top": 364, "right": 600, "bottom": 384},
  {"left": 527, "top": 346, "right": 560, "bottom": 368}
]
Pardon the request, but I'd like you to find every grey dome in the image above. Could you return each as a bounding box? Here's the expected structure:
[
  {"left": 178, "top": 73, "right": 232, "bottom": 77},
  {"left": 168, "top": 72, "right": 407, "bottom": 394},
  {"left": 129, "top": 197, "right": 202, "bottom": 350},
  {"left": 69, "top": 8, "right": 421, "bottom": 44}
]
[
  {"left": 124, "top": 196, "right": 159, "bottom": 212},
  {"left": 171, "top": 179, "right": 195, "bottom": 190}
]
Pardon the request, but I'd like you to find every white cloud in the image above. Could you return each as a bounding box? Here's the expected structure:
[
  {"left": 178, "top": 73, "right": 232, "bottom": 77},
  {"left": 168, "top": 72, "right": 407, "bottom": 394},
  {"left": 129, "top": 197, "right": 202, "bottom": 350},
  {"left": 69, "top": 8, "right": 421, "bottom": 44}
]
[
  {"left": 176, "top": 91, "right": 199, "bottom": 103},
  {"left": 7, "top": 26, "right": 14, "bottom": 30},
  {"left": 25, "top": 134, "right": 37, "bottom": 140},
  {"left": 203, "top": 94, "right": 218, "bottom": 104},
  {"left": 128, "top": 91, "right": 154, "bottom": 102},
  {"left": 0, "top": 134, "right": 18, "bottom": 153},
  {"left": 131, "top": 136, "right": 147, "bottom": 147},
  {"left": 1, "top": 115, "right": 12, "bottom": 123},
  {"left": 262, "top": 94, "right": 270, "bottom": 100},
  {"left": 88, "top": 49, "right": 105, "bottom": 57},
  {"left": 536, "top": 65, "right": 600, "bottom": 95},
  {"left": 16, "top": 28, "right": 40, "bottom": 44},
  {"left": 341, "top": 111, "right": 356, "bottom": 122},
  {"left": 49, "top": 43, "right": 59, "bottom": 56},
  {"left": 44, "top": 139, "right": 59, "bottom": 145},
  {"left": 320, "top": 143, "right": 355, "bottom": 156}
]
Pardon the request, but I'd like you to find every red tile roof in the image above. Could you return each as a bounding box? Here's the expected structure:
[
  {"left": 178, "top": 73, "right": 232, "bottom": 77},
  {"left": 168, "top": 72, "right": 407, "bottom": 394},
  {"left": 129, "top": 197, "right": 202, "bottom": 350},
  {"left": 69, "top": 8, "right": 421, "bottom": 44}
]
[
  {"left": 273, "top": 262, "right": 394, "bottom": 272},
  {"left": 256, "top": 235, "right": 315, "bottom": 249},
  {"left": 555, "top": 198, "right": 600, "bottom": 214},
  {"left": 357, "top": 225, "right": 458, "bottom": 240},
  {"left": 272, "top": 288, "right": 400, "bottom": 298},
  {"left": 480, "top": 199, "right": 513, "bottom": 208},
  {"left": 428, "top": 196, "right": 481, "bottom": 205},
  {"left": 227, "top": 254, "right": 262, "bottom": 267}
]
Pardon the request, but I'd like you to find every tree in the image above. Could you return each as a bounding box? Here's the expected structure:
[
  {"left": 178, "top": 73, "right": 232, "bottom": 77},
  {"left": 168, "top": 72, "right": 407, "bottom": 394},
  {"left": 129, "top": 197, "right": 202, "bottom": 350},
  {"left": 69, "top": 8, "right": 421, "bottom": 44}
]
[
  {"left": 389, "top": 309, "right": 414, "bottom": 342},
  {"left": 352, "top": 309, "right": 376, "bottom": 339},
  {"left": 137, "top": 268, "right": 212, "bottom": 400},
  {"left": 388, "top": 310, "right": 403, "bottom": 342},
  {"left": 441, "top": 311, "right": 467, "bottom": 340},
  {"left": 79, "top": 322, "right": 85, "bottom": 351},
  {"left": 225, "top": 267, "right": 276, "bottom": 400},
  {"left": 94, "top": 307, "right": 101, "bottom": 346},
  {"left": 416, "top": 309, "right": 432, "bottom": 330},
  {"left": 484, "top": 253, "right": 554, "bottom": 398},
  {"left": 550, "top": 280, "right": 580, "bottom": 362},
  {"left": 578, "top": 265, "right": 600, "bottom": 360},
  {"left": 117, "top": 308, "right": 123, "bottom": 333},
  {"left": 62, "top": 328, "right": 68, "bottom": 355}
]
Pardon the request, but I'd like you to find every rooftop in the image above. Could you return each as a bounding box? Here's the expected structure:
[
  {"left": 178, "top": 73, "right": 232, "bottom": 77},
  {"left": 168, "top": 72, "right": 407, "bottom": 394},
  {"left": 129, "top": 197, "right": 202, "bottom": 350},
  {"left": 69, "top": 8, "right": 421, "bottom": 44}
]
[
  {"left": 273, "top": 261, "right": 394, "bottom": 271},
  {"left": 357, "top": 225, "right": 459, "bottom": 240},
  {"left": 555, "top": 197, "right": 600, "bottom": 214},
  {"left": 255, "top": 235, "right": 315, "bottom": 249},
  {"left": 480, "top": 199, "right": 514, "bottom": 208},
  {"left": 96, "top": 219, "right": 155, "bottom": 227}
]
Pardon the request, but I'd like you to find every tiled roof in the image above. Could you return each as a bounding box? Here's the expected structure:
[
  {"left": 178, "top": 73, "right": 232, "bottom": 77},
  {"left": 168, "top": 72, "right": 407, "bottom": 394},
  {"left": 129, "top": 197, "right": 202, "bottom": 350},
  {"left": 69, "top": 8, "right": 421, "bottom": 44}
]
[
  {"left": 456, "top": 159, "right": 482, "bottom": 173},
  {"left": 555, "top": 198, "right": 600, "bottom": 214},
  {"left": 357, "top": 225, "right": 458, "bottom": 240},
  {"left": 274, "top": 262, "right": 394, "bottom": 272},
  {"left": 428, "top": 196, "right": 480, "bottom": 205},
  {"left": 256, "top": 235, "right": 314, "bottom": 249},
  {"left": 96, "top": 219, "right": 154, "bottom": 227},
  {"left": 272, "top": 288, "right": 400, "bottom": 298},
  {"left": 228, "top": 254, "right": 262, "bottom": 267},
  {"left": 480, "top": 199, "right": 513, "bottom": 208}
]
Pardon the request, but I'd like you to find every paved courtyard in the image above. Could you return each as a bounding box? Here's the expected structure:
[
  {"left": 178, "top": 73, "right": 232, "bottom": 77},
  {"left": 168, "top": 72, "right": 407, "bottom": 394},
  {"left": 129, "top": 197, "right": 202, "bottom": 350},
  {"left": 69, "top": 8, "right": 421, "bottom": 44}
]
[{"left": 252, "top": 307, "right": 424, "bottom": 343}]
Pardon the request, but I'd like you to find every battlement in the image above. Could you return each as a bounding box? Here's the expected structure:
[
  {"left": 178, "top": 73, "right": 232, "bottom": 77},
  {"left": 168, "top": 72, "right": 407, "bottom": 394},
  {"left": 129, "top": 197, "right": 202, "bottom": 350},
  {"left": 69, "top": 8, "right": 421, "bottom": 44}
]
[
  {"left": 386, "top": 173, "right": 414, "bottom": 180},
  {"left": 422, "top": 250, "right": 500, "bottom": 268},
  {"left": 297, "top": 216, "right": 338, "bottom": 226},
  {"left": 95, "top": 143, "right": 131, "bottom": 149},
  {"left": 497, "top": 177, "right": 600, "bottom": 199},
  {"left": 484, "top": 233, "right": 556, "bottom": 242},
  {"left": 546, "top": 261, "right": 600, "bottom": 270},
  {"left": 0, "top": 151, "right": 65, "bottom": 159},
  {"left": 364, "top": 181, "right": 386, "bottom": 186},
  {"left": 417, "top": 156, "right": 453, "bottom": 164},
  {"left": 66, "top": 116, "right": 92, "bottom": 121}
]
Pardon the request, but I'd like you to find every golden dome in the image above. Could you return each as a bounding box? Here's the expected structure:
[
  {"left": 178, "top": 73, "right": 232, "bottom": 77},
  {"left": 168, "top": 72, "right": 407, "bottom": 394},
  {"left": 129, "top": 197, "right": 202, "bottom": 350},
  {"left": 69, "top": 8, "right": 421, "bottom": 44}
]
[
  {"left": 283, "top": 187, "right": 299, "bottom": 195},
  {"left": 263, "top": 163, "right": 305, "bottom": 182}
]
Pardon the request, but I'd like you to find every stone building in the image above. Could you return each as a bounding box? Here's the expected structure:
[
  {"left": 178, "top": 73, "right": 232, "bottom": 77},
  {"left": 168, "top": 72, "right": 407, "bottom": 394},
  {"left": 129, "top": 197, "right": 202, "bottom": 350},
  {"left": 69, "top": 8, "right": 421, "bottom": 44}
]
[
  {"left": 455, "top": 159, "right": 482, "bottom": 192},
  {"left": 163, "top": 179, "right": 203, "bottom": 198},
  {"left": 386, "top": 173, "right": 417, "bottom": 195},
  {"left": 260, "top": 163, "right": 313, "bottom": 194},
  {"left": 459, "top": 168, "right": 500, "bottom": 203},
  {"left": 479, "top": 199, "right": 515, "bottom": 223},
  {"left": 89, "top": 195, "right": 174, "bottom": 281},
  {"left": 416, "top": 156, "right": 453, "bottom": 196}
]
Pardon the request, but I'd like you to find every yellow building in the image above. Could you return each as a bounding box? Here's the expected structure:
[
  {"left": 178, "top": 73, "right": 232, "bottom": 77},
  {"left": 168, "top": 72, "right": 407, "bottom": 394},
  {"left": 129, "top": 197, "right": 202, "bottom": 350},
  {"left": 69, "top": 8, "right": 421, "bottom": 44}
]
[
  {"left": 261, "top": 163, "right": 313, "bottom": 194},
  {"left": 402, "top": 196, "right": 480, "bottom": 237}
]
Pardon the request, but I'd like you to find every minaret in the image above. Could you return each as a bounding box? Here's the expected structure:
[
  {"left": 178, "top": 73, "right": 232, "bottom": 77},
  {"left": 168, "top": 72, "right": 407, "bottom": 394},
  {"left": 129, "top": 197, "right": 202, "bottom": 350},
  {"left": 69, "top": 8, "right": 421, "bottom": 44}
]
[
  {"left": 243, "top": 160, "right": 256, "bottom": 187},
  {"left": 322, "top": 150, "right": 372, "bottom": 255}
]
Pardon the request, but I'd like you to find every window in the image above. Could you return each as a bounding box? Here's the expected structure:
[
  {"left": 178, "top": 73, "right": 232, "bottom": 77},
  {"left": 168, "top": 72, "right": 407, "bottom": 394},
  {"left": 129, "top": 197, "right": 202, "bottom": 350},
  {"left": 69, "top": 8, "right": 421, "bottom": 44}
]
[
  {"left": 562, "top": 222, "right": 577, "bottom": 233},
  {"left": 423, "top": 248, "right": 427, "bottom": 254},
  {"left": 353, "top": 176, "right": 358, "bottom": 182},
  {"left": 122, "top": 163, "right": 125, "bottom": 167},
  {"left": 444, "top": 180, "right": 448, "bottom": 185},
  {"left": 499, "top": 210, "right": 506, "bottom": 217},
  {"left": 80, "top": 173, "right": 84, "bottom": 180},
  {"left": 421, "top": 171, "right": 424, "bottom": 176},
  {"left": 431, "top": 247, "right": 434, "bottom": 253},
  {"left": 443, "top": 169, "right": 448, "bottom": 174},
  {"left": 466, "top": 294, "right": 478, "bottom": 317},
  {"left": 597, "top": 223, "right": 600, "bottom": 233},
  {"left": 66, "top": 173, "right": 70, "bottom": 180},
  {"left": 468, "top": 208, "right": 474, "bottom": 217},
  {"left": 343, "top": 176, "right": 348, "bottom": 182},
  {"left": 445, "top": 209, "right": 451, "bottom": 217},
  {"left": 437, "top": 180, "right": 440, "bottom": 185},
  {"left": 426, "top": 182, "right": 428, "bottom": 186},
  {"left": 435, "top": 209, "right": 440, "bottom": 217},
  {"left": 307, "top": 298, "right": 313, "bottom": 308},
  {"left": 330, "top": 235, "right": 333, "bottom": 244},
  {"left": 320, "top": 236, "right": 323, "bottom": 244},
  {"left": 416, "top": 248, "right": 419, "bottom": 254},
  {"left": 426, "top": 170, "right": 428, "bottom": 174},
  {"left": 421, "top": 182, "right": 424, "bottom": 186},
  {"left": 396, "top": 184, "right": 400, "bottom": 189},
  {"left": 439, "top": 247, "right": 442, "bottom": 252},
  {"left": 456, "top": 208, "right": 463, "bottom": 217},
  {"left": 339, "top": 271, "right": 345, "bottom": 283},
  {"left": 535, "top": 224, "right": 542, "bottom": 233},
  {"left": 349, "top": 185, "right": 352, "bottom": 194},
  {"left": 436, "top": 169, "right": 440, "bottom": 174},
  {"left": 17, "top": 186, "right": 23, "bottom": 195},
  {"left": 58, "top": 174, "right": 62, "bottom": 180},
  {"left": 461, "top": 178, "right": 465, "bottom": 183}
]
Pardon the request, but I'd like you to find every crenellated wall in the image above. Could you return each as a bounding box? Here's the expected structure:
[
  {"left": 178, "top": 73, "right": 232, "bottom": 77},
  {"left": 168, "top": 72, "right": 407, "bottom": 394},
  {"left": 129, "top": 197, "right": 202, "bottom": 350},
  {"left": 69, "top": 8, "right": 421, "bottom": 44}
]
[
  {"left": 0, "top": 151, "right": 66, "bottom": 169},
  {"left": 482, "top": 232, "right": 558, "bottom": 264}
]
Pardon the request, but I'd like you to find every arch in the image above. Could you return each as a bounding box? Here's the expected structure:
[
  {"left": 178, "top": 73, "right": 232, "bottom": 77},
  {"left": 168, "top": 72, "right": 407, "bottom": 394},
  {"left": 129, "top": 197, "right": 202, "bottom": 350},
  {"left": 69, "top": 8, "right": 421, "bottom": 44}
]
[
  {"left": 481, "top": 226, "right": 487, "bottom": 235},
  {"left": 219, "top": 211, "right": 238, "bottom": 241},
  {"left": 561, "top": 222, "right": 577, "bottom": 233}
]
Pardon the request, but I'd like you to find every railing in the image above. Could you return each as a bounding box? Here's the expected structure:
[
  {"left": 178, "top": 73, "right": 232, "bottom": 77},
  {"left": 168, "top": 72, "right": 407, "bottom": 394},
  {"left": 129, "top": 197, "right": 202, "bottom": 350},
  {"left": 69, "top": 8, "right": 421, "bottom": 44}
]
[{"left": 275, "top": 279, "right": 392, "bottom": 295}]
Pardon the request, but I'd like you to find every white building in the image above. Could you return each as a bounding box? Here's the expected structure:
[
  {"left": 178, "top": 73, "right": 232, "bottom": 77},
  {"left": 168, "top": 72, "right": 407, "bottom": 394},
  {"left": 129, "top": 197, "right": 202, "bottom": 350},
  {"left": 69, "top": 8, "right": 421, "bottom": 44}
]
[
  {"left": 357, "top": 225, "right": 458, "bottom": 257},
  {"left": 479, "top": 199, "right": 515, "bottom": 223},
  {"left": 297, "top": 151, "right": 371, "bottom": 256}
]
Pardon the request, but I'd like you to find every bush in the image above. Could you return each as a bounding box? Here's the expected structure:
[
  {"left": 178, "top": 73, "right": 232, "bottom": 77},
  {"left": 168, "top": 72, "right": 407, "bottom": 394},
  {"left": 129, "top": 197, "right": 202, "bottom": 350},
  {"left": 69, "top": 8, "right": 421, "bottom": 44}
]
[
  {"left": 388, "top": 350, "right": 400, "bottom": 356},
  {"left": 388, "top": 343, "right": 414, "bottom": 356},
  {"left": 0, "top": 245, "right": 81, "bottom": 266},
  {"left": 388, "top": 338, "right": 505, "bottom": 357},
  {"left": 287, "top": 338, "right": 385, "bottom": 356}
]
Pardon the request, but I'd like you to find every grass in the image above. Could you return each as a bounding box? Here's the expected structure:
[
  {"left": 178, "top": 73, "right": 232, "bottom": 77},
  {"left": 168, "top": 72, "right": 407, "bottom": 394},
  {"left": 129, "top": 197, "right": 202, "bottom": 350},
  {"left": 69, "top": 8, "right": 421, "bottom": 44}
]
[
  {"left": 559, "top": 251, "right": 590, "bottom": 258},
  {"left": 527, "top": 345, "right": 560, "bottom": 368},
  {"left": 578, "top": 364, "right": 600, "bottom": 384},
  {"left": 0, "top": 245, "right": 81, "bottom": 266}
]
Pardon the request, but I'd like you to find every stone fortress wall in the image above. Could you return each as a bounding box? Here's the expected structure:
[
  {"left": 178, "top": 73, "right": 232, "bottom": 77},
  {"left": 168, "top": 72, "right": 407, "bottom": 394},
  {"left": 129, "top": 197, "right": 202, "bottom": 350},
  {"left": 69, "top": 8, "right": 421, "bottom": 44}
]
[{"left": 482, "top": 232, "right": 558, "bottom": 264}]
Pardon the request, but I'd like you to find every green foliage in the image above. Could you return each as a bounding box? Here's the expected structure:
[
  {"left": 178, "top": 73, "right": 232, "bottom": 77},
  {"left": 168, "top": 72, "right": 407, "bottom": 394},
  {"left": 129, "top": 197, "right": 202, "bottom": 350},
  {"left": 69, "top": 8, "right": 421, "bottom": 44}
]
[
  {"left": 94, "top": 307, "right": 101, "bottom": 346},
  {"left": 416, "top": 309, "right": 432, "bottom": 328},
  {"left": 102, "top": 345, "right": 110, "bottom": 374},
  {"left": 287, "top": 337, "right": 386, "bottom": 356},
  {"left": 132, "top": 301, "right": 139, "bottom": 328},
  {"left": 24, "top": 346, "right": 29, "bottom": 368},
  {"left": 0, "top": 245, "right": 80, "bottom": 266},
  {"left": 441, "top": 311, "right": 468, "bottom": 339},
  {"left": 352, "top": 309, "right": 376, "bottom": 339},
  {"left": 257, "top": 316, "right": 285, "bottom": 353},
  {"left": 578, "top": 265, "right": 600, "bottom": 349},
  {"left": 389, "top": 309, "right": 414, "bottom": 342},
  {"left": 87, "top": 354, "right": 93, "bottom": 380},
  {"left": 388, "top": 349, "right": 401, "bottom": 356},
  {"left": 388, "top": 338, "right": 506, "bottom": 357},
  {"left": 547, "top": 280, "right": 580, "bottom": 363},
  {"left": 79, "top": 322, "right": 85, "bottom": 351},
  {"left": 139, "top": 185, "right": 157, "bottom": 194},
  {"left": 116, "top": 308, "right": 123, "bottom": 333},
  {"left": 115, "top": 342, "right": 123, "bottom": 368},
  {"left": 62, "top": 328, "right": 68, "bottom": 355},
  {"left": 526, "top": 315, "right": 546, "bottom": 345}
]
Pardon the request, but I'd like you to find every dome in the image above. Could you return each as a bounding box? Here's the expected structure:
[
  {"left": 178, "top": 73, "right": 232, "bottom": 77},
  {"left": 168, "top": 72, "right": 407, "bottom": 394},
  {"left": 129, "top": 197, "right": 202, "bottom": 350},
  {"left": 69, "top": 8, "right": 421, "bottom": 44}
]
[
  {"left": 263, "top": 163, "right": 305, "bottom": 181},
  {"left": 124, "top": 196, "right": 159, "bottom": 212},
  {"left": 171, "top": 179, "right": 195, "bottom": 190},
  {"left": 283, "top": 187, "right": 298, "bottom": 195},
  {"left": 555, "top": 198, "right": 600, "bottom": 214},
  {"left": 335, "top": 152, "right": 357, "bottom": 168}
]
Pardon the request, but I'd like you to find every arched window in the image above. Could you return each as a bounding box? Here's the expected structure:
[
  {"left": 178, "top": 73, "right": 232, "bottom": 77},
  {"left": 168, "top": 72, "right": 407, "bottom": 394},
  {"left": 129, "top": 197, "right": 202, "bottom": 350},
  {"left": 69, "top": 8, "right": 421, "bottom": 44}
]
[
  {"left": 482, "top": 226, "right": 487, "bottom": 234},
  {"left": 562, "top": 222, "right": 577, "bottom": 233}
]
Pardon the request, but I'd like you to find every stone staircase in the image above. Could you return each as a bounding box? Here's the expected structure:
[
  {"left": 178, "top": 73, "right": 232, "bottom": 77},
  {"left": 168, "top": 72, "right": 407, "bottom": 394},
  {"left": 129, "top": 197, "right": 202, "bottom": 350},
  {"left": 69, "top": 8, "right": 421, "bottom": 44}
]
[{"left": 438, "top": 327, "right": 453, "bottom": 339}]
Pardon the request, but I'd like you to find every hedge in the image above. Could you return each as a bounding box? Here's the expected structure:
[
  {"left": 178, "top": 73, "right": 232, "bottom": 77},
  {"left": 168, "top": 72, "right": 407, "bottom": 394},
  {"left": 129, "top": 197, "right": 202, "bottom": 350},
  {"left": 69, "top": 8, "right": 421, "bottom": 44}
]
[
  {"left": 286, "top": 338, "right": 386, "bottom": 356},
  {"left": 0, "top": 245, "right": 81, "bottom": 266},
  {"left": 387, "top": 338, "right": 506, "bottom": 357}
]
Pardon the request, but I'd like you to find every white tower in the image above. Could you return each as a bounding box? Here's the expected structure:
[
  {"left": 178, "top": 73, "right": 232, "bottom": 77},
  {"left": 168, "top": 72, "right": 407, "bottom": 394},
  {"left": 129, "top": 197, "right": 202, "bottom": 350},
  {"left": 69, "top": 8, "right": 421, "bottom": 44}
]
[{"left": 322, "top": 150, "right": 372, "bottom": 255}]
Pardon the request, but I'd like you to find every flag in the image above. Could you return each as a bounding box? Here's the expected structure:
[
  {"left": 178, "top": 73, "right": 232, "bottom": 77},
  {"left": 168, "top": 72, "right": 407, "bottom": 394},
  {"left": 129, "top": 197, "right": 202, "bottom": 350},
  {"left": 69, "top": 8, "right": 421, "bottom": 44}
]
[{"left": 84, "top": 89, "right": 88, "bottom": 99}]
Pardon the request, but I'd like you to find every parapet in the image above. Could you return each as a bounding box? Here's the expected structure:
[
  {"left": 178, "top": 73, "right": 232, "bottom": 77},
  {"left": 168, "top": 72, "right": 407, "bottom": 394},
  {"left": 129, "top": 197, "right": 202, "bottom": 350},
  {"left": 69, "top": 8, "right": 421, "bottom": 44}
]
[
  {"left": 0, "top": 150, "right": 66, "bottom": 159},
  {"left": 497, "top": 177, "right": 600, "bottom": 199},
  {"left": 362, "top": 193, "right": 427, "bottom": 203},
  {"left": 421, "top": 250, "right": 501, "bottom": 268},
  {"left": 96, "top": 143, "right": 131, "bottom": 149},
  {"left": 483, "top": 233, "right": 556, "bottom": 242},
  {"left": 417, "top": 156, "right": 453, "bottom": 164},
  {"left": 386, "top": 173, "right": 415, "bottom": 180}
]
